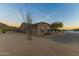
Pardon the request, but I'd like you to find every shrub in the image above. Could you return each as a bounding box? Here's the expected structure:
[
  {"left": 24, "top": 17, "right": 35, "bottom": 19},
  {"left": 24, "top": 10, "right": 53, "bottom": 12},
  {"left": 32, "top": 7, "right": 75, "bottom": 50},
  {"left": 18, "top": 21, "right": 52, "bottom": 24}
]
[{"left": 0, "top": 28, "right": 7, "bottom": 33}]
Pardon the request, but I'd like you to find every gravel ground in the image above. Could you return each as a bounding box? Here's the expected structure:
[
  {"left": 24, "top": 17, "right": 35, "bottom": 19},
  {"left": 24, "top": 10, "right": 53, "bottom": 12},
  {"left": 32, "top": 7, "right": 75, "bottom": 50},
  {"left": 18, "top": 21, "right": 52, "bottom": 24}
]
[{"left": 0, "top": 32, "right": 79, "bottom": 56}]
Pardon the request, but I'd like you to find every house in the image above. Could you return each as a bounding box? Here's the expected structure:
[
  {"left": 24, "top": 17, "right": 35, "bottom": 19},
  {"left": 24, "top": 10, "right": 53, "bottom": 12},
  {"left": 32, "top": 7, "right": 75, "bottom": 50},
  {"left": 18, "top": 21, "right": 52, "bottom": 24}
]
[
  {"left": 20, "top": 23, "right": 28, "bottom": 33},
  {"left": 20, "top": 22, "right": 51, "bottom": 35},
  {"left": 32, "top": 22, "right": 50, "bottom": 35}
]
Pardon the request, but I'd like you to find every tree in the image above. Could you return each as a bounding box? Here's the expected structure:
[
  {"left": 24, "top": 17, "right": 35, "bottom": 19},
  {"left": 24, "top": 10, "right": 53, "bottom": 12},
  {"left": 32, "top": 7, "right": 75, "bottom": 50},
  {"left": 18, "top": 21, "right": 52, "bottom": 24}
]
[
  {"left": 51, "top": 22, "right": 64, "bottom": 32},
  {"left": 58, "top": 22, "right": 64, "bottom": 28}
]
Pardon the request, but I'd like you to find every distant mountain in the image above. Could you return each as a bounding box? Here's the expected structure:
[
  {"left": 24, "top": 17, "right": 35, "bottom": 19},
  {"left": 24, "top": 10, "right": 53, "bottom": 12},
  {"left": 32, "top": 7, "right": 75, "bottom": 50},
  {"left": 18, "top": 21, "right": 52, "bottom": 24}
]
[
  {"left": 0, "top": 22, "right": 19, "bottom": 31},
  {"left": 73, "top": 28, "right": 79, "bottom": 31},
  {"left": 0, "top": 23, "right": 9, "bottom": 29}
]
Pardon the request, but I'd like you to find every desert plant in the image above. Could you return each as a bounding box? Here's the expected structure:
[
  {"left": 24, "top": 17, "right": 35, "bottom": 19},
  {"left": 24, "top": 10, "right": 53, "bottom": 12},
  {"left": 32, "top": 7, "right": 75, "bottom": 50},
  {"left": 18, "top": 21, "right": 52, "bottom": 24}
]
[{"left": 0, "top": 28, "right": 7, "bottom": 33}]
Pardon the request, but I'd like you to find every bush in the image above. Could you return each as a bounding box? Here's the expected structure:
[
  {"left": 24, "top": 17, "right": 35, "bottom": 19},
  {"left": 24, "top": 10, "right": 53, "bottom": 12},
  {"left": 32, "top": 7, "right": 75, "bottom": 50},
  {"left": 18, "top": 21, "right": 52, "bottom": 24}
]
[{"left": 0, "top": 28, "right": 7, "bottom": 33}]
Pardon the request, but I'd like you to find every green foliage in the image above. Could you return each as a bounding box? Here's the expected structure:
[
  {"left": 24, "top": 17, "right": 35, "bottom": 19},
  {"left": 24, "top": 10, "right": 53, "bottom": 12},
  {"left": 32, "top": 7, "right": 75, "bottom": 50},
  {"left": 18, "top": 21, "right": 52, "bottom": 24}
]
[
  {"left": 58, "top": 22, "right": 64, "bottom": 28},
  {"left": 0, "top": 28, "right": 7, "bottom": 33},
  {"left": 51, "top": 22, "right": 64, "bottom": 31},
  {"left": 51, "top": 22, "right": 64, "bottom": 29}
]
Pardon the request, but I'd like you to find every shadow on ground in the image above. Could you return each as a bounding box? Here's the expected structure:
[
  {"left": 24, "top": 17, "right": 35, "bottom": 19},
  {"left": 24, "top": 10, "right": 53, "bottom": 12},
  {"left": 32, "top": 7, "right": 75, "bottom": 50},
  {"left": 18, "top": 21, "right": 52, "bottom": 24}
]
[{"left": 52, "top": 33, "right": 79, "bottom": 43}]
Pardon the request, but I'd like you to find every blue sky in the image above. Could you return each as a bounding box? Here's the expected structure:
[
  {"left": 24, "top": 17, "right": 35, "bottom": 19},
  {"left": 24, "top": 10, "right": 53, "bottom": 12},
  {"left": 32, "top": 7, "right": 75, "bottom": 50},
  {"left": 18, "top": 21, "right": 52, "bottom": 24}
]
[{"left": 0, "top": 3, "right": 79, "bottom": 29}]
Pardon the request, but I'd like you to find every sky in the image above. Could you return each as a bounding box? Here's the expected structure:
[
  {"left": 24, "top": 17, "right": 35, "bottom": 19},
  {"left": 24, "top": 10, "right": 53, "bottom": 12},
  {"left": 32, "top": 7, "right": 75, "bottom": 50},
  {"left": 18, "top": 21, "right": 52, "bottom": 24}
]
[{"left": 0, "top": 3, "right": 79, "bottom": 29}]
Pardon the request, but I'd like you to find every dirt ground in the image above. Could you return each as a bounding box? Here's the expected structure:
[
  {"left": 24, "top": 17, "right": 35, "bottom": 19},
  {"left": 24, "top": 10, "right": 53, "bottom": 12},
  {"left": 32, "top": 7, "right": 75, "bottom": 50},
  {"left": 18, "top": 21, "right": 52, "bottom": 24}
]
[{"left": 0, "top": 32, "right": 79, "bottom": 56}]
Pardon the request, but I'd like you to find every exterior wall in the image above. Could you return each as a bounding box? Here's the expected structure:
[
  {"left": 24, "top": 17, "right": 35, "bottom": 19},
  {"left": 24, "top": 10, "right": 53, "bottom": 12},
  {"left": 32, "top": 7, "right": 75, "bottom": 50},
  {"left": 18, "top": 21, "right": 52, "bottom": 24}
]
[
  {"left": 32, "top": 24, "right": 38, "bottom": 35},
  {"left": 35, "top": 22, "right": 50, "bottom": 35},
  {"left": 20, "top": 22, "right": 51, "bottom": 35},
  {"left": 20, "top": 23, "right": 28, "bottom": 33}
]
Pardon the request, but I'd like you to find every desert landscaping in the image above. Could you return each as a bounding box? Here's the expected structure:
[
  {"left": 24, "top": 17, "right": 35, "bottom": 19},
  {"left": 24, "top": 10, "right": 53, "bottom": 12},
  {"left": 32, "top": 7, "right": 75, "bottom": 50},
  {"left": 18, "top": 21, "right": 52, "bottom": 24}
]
[
  {"left": 0, "top": 31, "right": 78, "bottom": 56},
  {"left": 0, "top": 3, "right": 79, "bottom": 56}
]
